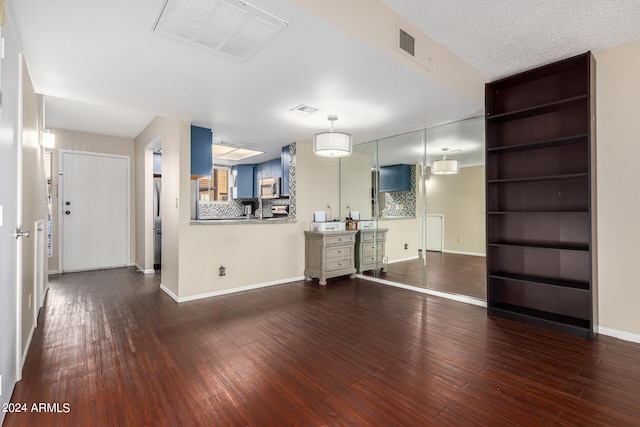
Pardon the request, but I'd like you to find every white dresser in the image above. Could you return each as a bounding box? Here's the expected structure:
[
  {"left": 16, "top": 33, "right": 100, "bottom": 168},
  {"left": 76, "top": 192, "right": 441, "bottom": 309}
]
[{"left": 304, "top": 230, "right": 357, "bottom": 285}]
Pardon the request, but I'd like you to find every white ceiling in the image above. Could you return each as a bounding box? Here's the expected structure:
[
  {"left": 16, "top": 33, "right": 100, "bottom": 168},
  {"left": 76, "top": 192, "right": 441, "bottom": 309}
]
[{"left": 10, "top": 0, "right": 640, "bottom": 165}]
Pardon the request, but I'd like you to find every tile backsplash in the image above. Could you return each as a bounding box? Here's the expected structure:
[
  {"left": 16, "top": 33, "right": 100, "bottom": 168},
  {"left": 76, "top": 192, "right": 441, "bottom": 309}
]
[{"left": 380, "top": 164, "right": 416, "bottom": 217}]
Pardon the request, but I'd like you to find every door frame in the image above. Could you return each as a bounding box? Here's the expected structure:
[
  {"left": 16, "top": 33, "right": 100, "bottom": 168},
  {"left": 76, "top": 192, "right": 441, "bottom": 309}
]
[{"left": 57, "top": 149, "right": 131, "bottom": 272}]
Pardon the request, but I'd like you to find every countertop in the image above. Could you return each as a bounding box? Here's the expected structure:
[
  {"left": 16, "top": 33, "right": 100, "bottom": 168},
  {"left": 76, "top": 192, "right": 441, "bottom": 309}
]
[{"left": 191, "top": 216, "right": 294, "bottom": 225}]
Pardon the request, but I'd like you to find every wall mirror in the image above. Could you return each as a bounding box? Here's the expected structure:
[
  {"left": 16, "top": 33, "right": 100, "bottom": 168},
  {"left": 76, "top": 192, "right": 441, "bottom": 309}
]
[{"left": 339, "top": 116, "right": 486, "bottom": 301}]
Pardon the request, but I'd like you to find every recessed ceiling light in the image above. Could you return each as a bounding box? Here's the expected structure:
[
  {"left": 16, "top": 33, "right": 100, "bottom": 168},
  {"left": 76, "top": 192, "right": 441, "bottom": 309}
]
[
  {"left": 213, "top": 144, "right": 263, "bottom": 161},
  {"left": 290, "top": 104, "right": 318, "bottom": 115}
]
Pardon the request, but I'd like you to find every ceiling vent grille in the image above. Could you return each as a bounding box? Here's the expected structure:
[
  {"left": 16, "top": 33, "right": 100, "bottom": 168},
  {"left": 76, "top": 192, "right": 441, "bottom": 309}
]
[
  {"left": 398, "top": 28, "right": 415, "bottom": 57},
  {"left": 153, "top": 0, "right": 288, "bottom": 61}
]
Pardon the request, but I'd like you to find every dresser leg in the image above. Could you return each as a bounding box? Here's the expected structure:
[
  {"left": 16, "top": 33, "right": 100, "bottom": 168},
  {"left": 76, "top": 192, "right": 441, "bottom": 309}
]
[{"left": 319, "top": 278, "right": 327, "bottom": 285}]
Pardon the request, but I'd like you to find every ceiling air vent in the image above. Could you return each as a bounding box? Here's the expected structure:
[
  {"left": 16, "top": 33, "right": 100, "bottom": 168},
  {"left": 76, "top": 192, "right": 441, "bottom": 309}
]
[
  {"left": 398, "top": 28, "right": 415, "bottom": 57},
  {"left": 153, "top": 0, "right": 289, "bottom": 61}
]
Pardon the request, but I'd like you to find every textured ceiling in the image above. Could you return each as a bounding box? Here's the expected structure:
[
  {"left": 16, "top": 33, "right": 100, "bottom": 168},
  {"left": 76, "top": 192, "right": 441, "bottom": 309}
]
[{"left": 380, "top": 0, "right": 640, "bottom": 79}]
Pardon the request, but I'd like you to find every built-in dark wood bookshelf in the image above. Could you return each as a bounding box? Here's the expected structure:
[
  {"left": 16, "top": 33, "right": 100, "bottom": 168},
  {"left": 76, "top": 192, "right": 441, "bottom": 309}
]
[{"left": 485, "top": 52, "right": 597, "bottom": 339}]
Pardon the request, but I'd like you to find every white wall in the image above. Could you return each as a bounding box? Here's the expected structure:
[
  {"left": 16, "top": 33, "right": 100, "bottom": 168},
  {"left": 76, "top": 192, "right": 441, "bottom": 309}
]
[
  {"left": 20, "top": 56, "right": 47, "bottom": 358},
  {"left": 594, "top": 40, "right": 640, "bottom": 339},
  {"left": 427, "top": 165, "right": 486, "bottom": 255},
  {"left": 135, "top": 116, "right": 188, "bottom": 294},
  {"left": 0, "top": 11, "right": 23, "bottom": 423}
]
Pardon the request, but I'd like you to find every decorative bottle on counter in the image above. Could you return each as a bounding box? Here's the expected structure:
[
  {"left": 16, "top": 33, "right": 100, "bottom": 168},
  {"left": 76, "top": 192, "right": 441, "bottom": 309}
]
[{"left": 326, "top": 204, "right": 332, "bottom": 222}]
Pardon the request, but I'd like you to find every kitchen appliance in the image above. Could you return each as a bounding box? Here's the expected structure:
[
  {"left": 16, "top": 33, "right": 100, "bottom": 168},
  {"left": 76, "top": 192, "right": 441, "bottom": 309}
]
[
  {"left": 243, "top": 205, "right": 252, "bottom": 216},
  {"left": 259, "top": 177, "right": 280, "bottom": 199},
  {"left": 153, "top": 178, "right": 162, "bottom": 269},
  {"left": 271, "top": 205, "right": 289, "bottom": 218}
]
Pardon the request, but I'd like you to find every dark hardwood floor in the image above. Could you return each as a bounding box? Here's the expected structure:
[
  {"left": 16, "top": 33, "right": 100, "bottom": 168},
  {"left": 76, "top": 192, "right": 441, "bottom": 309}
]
[
  {"left": 375, "top": 251, "right": 487, "bottom": 300},
  {"left": 5, "top": 267, "right": 640, "bottom": 426}
]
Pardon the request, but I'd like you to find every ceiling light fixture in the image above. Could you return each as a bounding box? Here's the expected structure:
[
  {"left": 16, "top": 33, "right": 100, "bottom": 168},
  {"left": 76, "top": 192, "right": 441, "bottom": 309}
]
[
  {"left": 40, "top": 129, "right": 55, "bottom": 149},
  {"left": 431, "top": 148, "right": 459, "bottom": 175},
  {"left": 213, "top": 143, "right": 263, "bottom": 161},
  {"left": 313, "top": 115, "right": 352, "bottom": 157}
]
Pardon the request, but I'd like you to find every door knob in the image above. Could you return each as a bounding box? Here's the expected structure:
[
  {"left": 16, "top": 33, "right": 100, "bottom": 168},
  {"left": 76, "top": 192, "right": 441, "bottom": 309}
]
[
  {"left": 15, "top": 228, "right": 30, "bottom": 239},
  {"left": 65, "top": 210, "right": 71, "bottom": 215}
]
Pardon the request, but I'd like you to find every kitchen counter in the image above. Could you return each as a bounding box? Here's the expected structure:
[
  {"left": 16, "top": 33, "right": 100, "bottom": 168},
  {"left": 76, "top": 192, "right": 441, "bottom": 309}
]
[{"left": 190, "top": 217, "right": 295, "bottom": 225}]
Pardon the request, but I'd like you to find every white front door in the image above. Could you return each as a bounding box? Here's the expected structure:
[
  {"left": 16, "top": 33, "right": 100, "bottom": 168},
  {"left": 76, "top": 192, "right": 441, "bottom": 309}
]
[{"left": 59, "top": 151, "right": 129, "bottom": 272}]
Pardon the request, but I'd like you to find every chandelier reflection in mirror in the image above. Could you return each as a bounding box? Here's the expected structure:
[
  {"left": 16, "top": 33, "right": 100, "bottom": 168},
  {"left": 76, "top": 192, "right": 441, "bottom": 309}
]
[{"left": 431, "top": 147, "right": 460, "bottom": 175}]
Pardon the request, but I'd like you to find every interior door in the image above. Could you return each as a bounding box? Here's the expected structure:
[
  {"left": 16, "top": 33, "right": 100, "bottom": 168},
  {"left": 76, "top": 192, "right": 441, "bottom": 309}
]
[
  {"left": 426, "top": 215, "right": 444, "bottom": 252},
  {"left": 60, "top": 151, "right": 129, "bottom": 272},
  {"left": 0, "top": 24, "right": 24, "bottom": 415}
]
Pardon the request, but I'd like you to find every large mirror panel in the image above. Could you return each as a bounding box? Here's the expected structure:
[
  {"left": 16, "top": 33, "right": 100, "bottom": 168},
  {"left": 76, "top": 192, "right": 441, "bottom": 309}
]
[
  {"left": 423, "top": 117, "right": 486, "bottom": 299},
  {"left": 339, "top": 116, "right": 486, "bottom": 301}
]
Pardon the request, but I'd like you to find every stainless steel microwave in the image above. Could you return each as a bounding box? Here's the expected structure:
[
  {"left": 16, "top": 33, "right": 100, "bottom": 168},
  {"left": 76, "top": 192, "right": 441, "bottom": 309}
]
[{"left": 259, "top": 177, "right": 280, "bottom": 199}]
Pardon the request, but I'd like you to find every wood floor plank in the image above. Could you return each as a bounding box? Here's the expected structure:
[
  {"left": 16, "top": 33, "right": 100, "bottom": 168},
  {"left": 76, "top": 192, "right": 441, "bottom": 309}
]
[{"left": 5, "top": 267, "right": 640, "bottom": 426}]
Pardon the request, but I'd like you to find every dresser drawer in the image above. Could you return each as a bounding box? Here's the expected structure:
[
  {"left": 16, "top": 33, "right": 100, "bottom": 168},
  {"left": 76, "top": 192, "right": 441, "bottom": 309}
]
[
  {"left": 326, "top": 234, "right": 355, "bottom": 245},
  {"left": 361, "top": 232, "right": 385, "bottom": 243},
  {"left": 360, "top": 253, "right": 384, "bottom": 265},
  {"left": 326, "top": 245, "right": 353, "bottom": 259},
  {"left": 326, "top": 257, "right": 354, "bottom": 272},
  {"left": 361, "top": 242, "right": 384, "bottom": 256}
]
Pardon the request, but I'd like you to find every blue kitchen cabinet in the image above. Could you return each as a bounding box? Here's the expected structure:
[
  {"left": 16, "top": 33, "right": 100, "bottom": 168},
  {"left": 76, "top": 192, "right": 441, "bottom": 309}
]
[
  {"left": 190, "top": 125, "right": 212, "bottom": 176},
  {"left": 281, "top": 145, "right": 290, "bottom": 196},
  {"left": 232, "top": 164, "right": 255, "bottom": 199},
  {"left": 253, "top": 162, "right": 264, "bottom": 198},
  {"left": 379, "top": 164, "right": 411, "bottom": 192}
]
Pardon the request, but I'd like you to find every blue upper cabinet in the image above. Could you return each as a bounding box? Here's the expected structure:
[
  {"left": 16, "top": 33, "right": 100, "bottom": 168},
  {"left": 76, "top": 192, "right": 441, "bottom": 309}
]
[
  {"left": 281, "top": 145, "right": 290, "bottom": 196},
  {"left": 190, "top": 125, "right": 212, "bottom": 176},
  {"left": 232, "top": 164, "right": 255, "bottom": 199},
  {"left": 379, "top": 164, "right": 411, "bottom": 192}
]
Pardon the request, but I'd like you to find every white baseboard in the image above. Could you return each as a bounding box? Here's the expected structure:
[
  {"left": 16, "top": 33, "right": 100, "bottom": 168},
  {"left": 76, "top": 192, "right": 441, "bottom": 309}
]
[
  {"left": 160, "top": 284, "right": 179, "bottom": 302},
  {"left": 48, "top": 270, "right": 59, "bottom": 275},
  {"left": 442, "top": 250, "right": 486, "bottom": 257},
  {"left": 160, "top": 276, "right": 306, "bottom": 303},
  {"left": 387, "top": 255, "right": 420, "bottom": 264},
  {"left": 598, "top": 326, "right": 640, "bottom": 344},
  {"left": 22, "top": 322, "right": 36, "bottom": 369},
  {"left": 135, "top": 264, "right": 155, "bottom": 274},
  {"left": 358, "top": 274, "right": 487, "bottom": 308}
]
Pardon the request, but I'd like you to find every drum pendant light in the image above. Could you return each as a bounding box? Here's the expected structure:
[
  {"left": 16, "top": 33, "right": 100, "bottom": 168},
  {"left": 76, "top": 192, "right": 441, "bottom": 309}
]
[{"left": 313, "top": 115, "right": 352, "bottom": 157}]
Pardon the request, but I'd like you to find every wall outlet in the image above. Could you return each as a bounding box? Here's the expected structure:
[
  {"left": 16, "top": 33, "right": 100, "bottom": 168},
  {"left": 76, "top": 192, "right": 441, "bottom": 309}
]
[
  {"left": 457, "top": 236, "right": 462, "bottom": 243},
  {"left": 219, "top": 266, "right": 226, "bottom": 276},
  {"left": 28, "top": 294, "right": 32, "bottom": 310}
]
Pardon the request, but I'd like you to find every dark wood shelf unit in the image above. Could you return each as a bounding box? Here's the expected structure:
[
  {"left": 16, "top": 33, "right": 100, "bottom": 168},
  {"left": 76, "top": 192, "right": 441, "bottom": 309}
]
[
  {"left": 489, "top": 272, "right": 589, "bottom": 291},
  {"left": 485, "top": 52, "right": 597, "bottom": 339},
  {"left": 487, "top": 133, "right": 588, "bottom": 153},
  {"left": 488, "top": 242, "right": 589, "bottom": 252},
  {"left": 488, "top": 173, "right": 588, "bottom": 184},
  {"left": 488, "top": 303, "right": 591, "bottom": 339}
]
